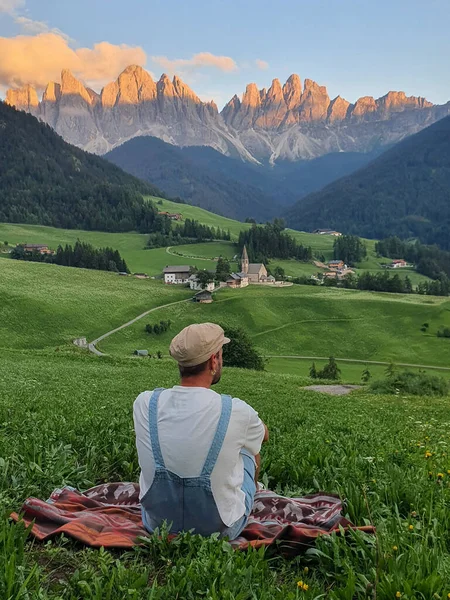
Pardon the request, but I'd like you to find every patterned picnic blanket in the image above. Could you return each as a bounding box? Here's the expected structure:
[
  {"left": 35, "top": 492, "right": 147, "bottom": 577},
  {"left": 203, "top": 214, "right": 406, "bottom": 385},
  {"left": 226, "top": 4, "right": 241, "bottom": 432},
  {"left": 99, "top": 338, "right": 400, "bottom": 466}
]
[{"left": 11, "top": 483, "right": 375, "bottom": 556}]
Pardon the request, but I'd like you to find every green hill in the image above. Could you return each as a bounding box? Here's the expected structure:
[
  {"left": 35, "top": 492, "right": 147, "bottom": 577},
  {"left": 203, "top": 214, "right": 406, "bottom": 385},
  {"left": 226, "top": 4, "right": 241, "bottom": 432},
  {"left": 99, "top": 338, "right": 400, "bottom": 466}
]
[
  {"left": 0, "top": 102, "right": 164, "bottom": 232},
  {"left": 286, "top": 115, "right": 450, "bottom": 250}
]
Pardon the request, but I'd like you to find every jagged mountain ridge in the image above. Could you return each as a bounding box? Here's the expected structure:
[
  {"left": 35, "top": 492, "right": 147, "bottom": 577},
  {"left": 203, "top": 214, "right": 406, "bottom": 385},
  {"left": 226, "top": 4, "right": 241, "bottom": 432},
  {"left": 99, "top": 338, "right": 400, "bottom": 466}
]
[{"left": 6, "top": 65, "right": 450, "bottom": 161}]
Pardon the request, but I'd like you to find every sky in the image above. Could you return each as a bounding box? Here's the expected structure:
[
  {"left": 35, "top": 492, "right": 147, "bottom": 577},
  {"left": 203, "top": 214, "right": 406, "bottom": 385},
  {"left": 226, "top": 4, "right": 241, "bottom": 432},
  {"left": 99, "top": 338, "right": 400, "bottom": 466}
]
[{"left": 0, "top": 0, "right": 449, "bottom": 108}]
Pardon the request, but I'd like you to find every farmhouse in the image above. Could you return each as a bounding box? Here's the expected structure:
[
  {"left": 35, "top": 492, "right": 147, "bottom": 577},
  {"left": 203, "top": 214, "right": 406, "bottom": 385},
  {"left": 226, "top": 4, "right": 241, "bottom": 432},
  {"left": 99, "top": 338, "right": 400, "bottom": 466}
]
[
  {"left": 163, "top": 265, "right": 191, "bottom": 284},
  {"left": 193, "top": 290, "right": 213, "bottom": 303},
  {"left": 328, "top": 260, "right": 345, "bottom": 270},
  {"left": 313, "top": 229, "right": 342, "bottom": 236},
  {"left": 226, "top": 272, "right": 249, "bottom": 288},
  {"left": 390, "top": 259, "right": 407, "bottom": 268},
  {"left": 158, "top": 211, "right": 183, "bottom": 221},
  {"left": 134, "top": 273, "right": 149, "bottom": 279},
  {"left": 188, "top": 274, "right": 215, "bottom": 292},
  {"left": 21, "top": 243, "right": 53, "bottom": 255}
]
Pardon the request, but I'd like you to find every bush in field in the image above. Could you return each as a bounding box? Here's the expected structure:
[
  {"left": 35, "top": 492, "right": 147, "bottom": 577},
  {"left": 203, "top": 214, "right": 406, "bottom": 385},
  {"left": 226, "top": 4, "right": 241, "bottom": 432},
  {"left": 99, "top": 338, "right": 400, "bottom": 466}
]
[
  {"left": 370, "top": 370, "right": 449, "bottom": 397},
  {"left": 437, "top": 326, "right": 450, "bottom": 338},
  {"left": 310, "top": 357, "right": 341, "bottom": 380},
  {"left": 145, "top": 320, "right": 172, "bottom": 335},
  {"left": 220, "top": 325, "right": 265, "bottom": 371}
]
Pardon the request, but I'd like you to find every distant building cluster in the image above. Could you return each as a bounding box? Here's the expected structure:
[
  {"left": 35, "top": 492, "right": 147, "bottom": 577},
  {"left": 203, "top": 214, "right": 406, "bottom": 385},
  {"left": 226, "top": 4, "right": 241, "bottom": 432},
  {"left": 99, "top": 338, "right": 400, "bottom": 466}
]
[
  {"left": 20, "top": 243, "right": 54, "bottom": 255},
  {"left": 226, "top": 246, "right": 275, "bottom": 288},
  {"left": 313, "top": 229, "right": 342, "bottom": 237},
  {"left": 158, "top": 211, "right": 183, "bottom": 221},
  {"left": 323, "top": 259, "right": 354, "bottom": 281}
]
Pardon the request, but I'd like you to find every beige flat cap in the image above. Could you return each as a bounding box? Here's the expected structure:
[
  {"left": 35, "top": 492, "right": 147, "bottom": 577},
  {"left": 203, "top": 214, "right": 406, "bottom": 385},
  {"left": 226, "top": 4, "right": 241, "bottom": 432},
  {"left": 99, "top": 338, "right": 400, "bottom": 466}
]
[{"left": 169, "top": 323, "right": 231, "bottom": 367}]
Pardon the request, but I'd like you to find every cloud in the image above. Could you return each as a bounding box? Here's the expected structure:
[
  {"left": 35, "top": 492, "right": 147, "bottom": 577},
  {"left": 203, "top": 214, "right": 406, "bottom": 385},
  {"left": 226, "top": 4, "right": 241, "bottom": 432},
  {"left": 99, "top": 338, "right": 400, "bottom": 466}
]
[
  {"left": 14, "top": 16, "right": 71, "bottom": 40},
  {"left": 255, "top": 59, "right": 269, "bottom": 71},
  {"left": 152, "top": 52, "right": 238, "bottom": 74},
  {"left": 0, "top": 33, "right": 147, "bottom": 90},
  {"left": 0, "top": 0, "right": 24, "bottom": 14}
]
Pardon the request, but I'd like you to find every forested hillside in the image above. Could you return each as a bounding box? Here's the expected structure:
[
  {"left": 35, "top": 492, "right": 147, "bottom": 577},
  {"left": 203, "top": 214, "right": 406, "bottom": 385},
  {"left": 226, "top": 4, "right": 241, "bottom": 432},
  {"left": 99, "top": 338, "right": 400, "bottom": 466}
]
[
  {"left": 286, "top": 116, "right": 450, "bottom": 249},
  {"left": 106, "top": 136, "right": 378, "bottom": 221},
  {"left": 0, "top": 102, "right": 165, "bottom": 232}
]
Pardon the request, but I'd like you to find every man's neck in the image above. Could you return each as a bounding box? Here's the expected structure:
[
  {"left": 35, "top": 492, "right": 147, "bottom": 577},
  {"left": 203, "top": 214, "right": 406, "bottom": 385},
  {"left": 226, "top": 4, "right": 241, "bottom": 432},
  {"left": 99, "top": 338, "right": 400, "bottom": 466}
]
[{"left": 180, "top": 375, "right": 212, "bottom": 389}]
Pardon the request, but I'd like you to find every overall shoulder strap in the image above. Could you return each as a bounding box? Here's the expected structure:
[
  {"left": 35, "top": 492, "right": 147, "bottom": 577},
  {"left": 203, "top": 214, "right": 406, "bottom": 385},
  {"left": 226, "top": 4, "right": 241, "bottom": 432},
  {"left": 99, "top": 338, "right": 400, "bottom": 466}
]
[
  {"left": 148, "top": 388, "right": 166, "bottom": 469},
  {"left": 201, "top": 394, "right": 232, "bottom": 478}
]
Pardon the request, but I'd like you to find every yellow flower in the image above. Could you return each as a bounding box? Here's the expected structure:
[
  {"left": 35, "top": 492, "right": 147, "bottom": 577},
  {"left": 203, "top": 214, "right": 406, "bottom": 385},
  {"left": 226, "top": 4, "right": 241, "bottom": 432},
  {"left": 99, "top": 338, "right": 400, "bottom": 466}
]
[
  {"left": 447, "top": 470, "right": 450, "bottom": 475},
  {"left": 408, "top": 524, "right": 414, "bottom": 531},
  {"left": 411, "top": 511, "right": 417, "bottom": 517},
  {"left": 396, "top": 593, "right": 401, "bottom": 599},
  {"left": 425, "top": 451, "right": 432, "bottom": 458},
  {"left": 303, "top": 584, "right": 309, "bottom": 591},
  {"left": 437, "top": 472, "right": 444, "bottom": 479},
  {"left": 447, "top": 593, "right": 450, "bottom": 599},
  {"left": 303, "top": 567, "right": 309, "bottom": 574},
  {"left": 392, "top": 545, "right": 398, "bottom": 551},
  {"left": 297, "top": 581, "right": 303, "bottom": 588}
]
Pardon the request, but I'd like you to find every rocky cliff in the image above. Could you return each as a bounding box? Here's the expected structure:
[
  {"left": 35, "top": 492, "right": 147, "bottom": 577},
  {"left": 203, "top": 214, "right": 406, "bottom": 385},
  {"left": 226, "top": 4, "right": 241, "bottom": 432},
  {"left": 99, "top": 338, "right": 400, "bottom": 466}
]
[{"left": 6, "top": 66, "right": 450, "bottom": 162}]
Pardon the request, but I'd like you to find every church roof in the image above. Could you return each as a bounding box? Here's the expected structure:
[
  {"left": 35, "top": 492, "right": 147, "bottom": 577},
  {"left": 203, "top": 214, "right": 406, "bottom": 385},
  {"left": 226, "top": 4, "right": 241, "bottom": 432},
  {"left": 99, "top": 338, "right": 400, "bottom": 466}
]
[
  {"left": 247, "top": 263, "right": 265, "bottom": 274},
  {"left": 242, "top": 245, "right": 249, "bottom": 260}
]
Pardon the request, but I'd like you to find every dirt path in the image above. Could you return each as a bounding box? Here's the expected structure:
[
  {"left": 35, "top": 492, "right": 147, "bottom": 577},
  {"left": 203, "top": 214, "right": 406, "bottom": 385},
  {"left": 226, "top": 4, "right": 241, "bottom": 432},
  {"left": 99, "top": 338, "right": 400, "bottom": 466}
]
[
  {"left": 88, "top": 298, "right": 190, "bottom": 357},
  {"left": 166, "top": 246, "right": 218, "bottom": 262}
]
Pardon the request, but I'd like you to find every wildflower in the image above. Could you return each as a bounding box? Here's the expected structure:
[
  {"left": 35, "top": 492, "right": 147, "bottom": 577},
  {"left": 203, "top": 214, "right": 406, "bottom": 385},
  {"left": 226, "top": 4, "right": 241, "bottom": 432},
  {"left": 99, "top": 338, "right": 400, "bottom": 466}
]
[
  {"left": 425, "top": 451, "right": 432, "bottom": 458},
  {"left": 408, "top": 524, "right": 414, "bottom": 531},
  {"left": 437, "top": 472, "right": 444, "bottom": 479},
  {"left": 297, "top": 581, "right": 303, "bottom": 588},
  {"left": 396, "top": 593, "right": 401, "bottom": 599},
  {"left": 411, "top": 511, "right": 417, "bottom": 517},
  {"left": 372, "top": 479, "right": 377, "bottom": 483},
  {"left": 447, "top": 593, "right": 450, "bottom": 599},
  {"left": 303, "top": 584, "right": 309, "bottom": 591},
  {"left": 392, "top": 545, "right": 398, "bottom": 551},
  {"left": 303, "top": 567, "right": 309, "bottom": 574},
  {"left": 447, "top": 470, "right": 450, "bottom": 475}
]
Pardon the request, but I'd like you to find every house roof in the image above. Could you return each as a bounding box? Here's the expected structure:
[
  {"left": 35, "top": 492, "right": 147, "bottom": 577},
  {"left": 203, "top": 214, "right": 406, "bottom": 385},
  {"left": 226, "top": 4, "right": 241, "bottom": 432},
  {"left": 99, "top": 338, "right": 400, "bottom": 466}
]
[
  {"left": 247, "top": 263, "right": 265, "bottom": 274},
  {"left": 22, "top": 244, "right": 48, "bottom": 248},
  {"left": 163, "top": 265, "right": 191, "bottom": 273},
  {"left": 329, "top": 260, "right": 343, "bottom": 265},
  {"left": 227, "top": 273, "right": 242, "bottom": 281},
  {"left": 195, "top": 290, "right": 212, "bottom": 297}
]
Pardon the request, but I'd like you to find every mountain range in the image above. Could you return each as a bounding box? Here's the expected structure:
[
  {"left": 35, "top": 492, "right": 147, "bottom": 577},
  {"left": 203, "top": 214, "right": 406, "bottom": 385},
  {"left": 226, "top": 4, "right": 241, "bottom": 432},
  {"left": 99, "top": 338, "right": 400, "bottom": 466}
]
[{"left": 6, "top": 65, "right": 450, "bottom": 163}]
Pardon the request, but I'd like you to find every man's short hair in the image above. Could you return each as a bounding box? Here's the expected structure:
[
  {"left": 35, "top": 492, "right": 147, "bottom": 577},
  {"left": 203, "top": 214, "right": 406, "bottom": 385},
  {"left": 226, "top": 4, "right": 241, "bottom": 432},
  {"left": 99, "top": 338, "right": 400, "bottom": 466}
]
[{"left": 178, "top": 358, "right": 209, "bottom": 378}]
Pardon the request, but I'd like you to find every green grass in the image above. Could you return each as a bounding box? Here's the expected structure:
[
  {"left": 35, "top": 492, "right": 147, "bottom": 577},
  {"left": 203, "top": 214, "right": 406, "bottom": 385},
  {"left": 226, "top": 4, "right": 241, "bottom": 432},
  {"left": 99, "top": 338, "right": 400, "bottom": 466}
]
[
  {"left": 1, "top": 348, "right": 450, "bottom": 598},
  {"left": 151, "top": 197, "right": 250, "bottom": 240},
  {"left": 100, "top": 284, "right": 450, "bottom": 368},
  {"left": 0, "top": 260, "right": 190, "bottom": 349}
]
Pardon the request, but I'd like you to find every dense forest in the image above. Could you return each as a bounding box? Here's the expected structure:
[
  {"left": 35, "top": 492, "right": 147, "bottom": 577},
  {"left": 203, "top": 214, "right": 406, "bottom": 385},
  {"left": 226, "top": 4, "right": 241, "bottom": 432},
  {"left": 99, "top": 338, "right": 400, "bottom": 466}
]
[
  {"left": 11, "top": 241, "right": 129, "bottom": 273},
  {"left": 286, "top": 116, "right": 450, "bottom": 250},
  {"left": 333, "top": 235, "right": 367, "bottom": 265},
  {"left": 0, "top": 102, "right": 165, "bottom": 233},
  {"left": 147, "top": 218, "right": 231, "bottom": 248},
  {"left": 238, "top": 221, "right": 313, "bottom": 263},
  {"left": 375, "top": 237, "right": 450, "bottom": 278}
]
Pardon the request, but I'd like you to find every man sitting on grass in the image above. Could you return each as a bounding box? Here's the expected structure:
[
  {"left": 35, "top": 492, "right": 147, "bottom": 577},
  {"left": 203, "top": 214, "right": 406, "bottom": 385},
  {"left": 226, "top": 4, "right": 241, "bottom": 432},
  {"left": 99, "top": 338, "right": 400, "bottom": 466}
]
[{"left": 133, "top": 323, "right": 269, "bottom": 539}]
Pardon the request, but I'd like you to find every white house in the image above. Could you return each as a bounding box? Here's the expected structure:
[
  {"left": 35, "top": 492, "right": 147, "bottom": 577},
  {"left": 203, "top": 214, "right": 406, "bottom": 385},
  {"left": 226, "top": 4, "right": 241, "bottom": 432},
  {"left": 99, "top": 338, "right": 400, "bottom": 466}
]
[
  {"left": 188, "top": 274, "right": 215, "bottom": 292},
  {"left": 163, "top": 265, "right": 191, "bottom": 284}
]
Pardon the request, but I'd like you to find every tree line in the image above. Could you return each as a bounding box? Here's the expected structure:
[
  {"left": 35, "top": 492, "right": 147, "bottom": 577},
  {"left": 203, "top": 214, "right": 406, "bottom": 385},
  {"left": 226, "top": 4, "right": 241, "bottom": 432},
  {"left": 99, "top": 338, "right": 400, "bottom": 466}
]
[
  {"left": 333, "top": 235, "right": 367, "bottom": 265},
  {"left": 375, "top": 237, "right": 450, "bottom": 279},
  {"left": 146, "top": 218, "right": 231, "bottom": 248},
  {"left": 238, "top": 220, "right": 312, "bottom": 263},
  {"left": 11, "top": 241, "right": 129, "bottom": 273}
]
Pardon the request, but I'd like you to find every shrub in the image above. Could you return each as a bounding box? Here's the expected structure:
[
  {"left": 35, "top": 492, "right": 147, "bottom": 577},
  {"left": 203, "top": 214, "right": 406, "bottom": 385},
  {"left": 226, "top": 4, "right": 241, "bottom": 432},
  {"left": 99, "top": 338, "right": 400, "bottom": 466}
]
[
  {"left": 220, "top": 325, "right": 265, "bottom": 371},
  {"left": 145, "top": 320, "right": 172, "bottom": 335},
  {"left": 437, "top": 326, "right": 450, "bottom": 338},
  {"left": 309, "top": 357, "right": 341, "bottom": 381},
  {"left": 370, "top": 370, "right": 449, "bottom": 397}
]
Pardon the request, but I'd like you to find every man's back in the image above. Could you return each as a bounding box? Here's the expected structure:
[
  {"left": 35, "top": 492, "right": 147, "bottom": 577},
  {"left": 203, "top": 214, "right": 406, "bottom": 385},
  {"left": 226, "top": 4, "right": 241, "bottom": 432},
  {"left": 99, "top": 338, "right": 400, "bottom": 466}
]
[{"left": 134, "top": 385, "right": 264, "bottom": 528}]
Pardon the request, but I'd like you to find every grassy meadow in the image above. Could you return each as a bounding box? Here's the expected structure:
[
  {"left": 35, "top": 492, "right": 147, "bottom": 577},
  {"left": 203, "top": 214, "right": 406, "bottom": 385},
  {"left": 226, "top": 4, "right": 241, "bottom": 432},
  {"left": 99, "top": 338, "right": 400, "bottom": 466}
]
[
  {"left": 1, "top": 256, "right": 450, "bottom": 597},
  {"left": 1, "top": 349, "right": 450, "bottom": 598}
]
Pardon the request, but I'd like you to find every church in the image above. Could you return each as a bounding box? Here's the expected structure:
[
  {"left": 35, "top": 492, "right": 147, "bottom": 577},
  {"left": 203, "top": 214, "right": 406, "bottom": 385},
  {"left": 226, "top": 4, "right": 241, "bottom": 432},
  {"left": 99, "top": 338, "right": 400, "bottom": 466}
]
[{"left": 226, "top": 246, "right": 275, "bottom": 287}]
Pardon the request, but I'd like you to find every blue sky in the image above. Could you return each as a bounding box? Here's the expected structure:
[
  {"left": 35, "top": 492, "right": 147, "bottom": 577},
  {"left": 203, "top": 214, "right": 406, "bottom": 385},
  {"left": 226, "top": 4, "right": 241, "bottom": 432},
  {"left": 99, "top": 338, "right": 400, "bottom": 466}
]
[{"left": 1, "top": 0, "right": 449, "bottom": 108}]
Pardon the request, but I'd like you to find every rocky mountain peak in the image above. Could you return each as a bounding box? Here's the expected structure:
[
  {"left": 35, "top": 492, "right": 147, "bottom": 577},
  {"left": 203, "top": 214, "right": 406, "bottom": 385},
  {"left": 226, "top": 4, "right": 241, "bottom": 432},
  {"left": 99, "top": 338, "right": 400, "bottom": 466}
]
[
  {"left": 157, "top": 73, "right": 176, "bottom": 97},
  {"left": 60, "top": 70, "right": 93, "bottom": 105},
  {"left": 6, "top": 84, "right": 39, "bottom": 112},
  {"left": 242, "top": 83, "right": 261, "bottom": 107},
  {"left": 172, "top": 75, "right": 200, "bottom": 103},
  {"left": 283, "top": 74, "right": 302, "bottom": 109},
  {"left": 327, "top": 95, "right": 351, "bottom": 122},
  {"left": 42, "top": 82, "right": 61, "bottom": 103}
]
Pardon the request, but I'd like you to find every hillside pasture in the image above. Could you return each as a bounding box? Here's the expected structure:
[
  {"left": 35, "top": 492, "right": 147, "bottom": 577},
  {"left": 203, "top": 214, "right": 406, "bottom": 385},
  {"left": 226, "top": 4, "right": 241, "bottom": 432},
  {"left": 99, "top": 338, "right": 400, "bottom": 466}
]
[{"left": 1, "top": 348, "right": 450, "bottom": 598}]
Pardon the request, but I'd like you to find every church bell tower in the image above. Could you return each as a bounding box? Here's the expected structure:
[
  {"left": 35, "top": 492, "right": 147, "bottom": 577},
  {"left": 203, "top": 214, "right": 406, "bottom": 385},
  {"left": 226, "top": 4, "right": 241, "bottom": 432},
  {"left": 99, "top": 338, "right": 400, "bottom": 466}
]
[{"left": 241, "top": 245, "right": 249, "bottom": 274}]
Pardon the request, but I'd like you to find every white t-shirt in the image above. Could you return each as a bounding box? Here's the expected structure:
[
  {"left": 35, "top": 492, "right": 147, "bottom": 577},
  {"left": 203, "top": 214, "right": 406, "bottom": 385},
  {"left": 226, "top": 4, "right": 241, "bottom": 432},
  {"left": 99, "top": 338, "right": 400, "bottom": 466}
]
[{"left": 133, "top": 386, "right": 265, "bottom": 527}]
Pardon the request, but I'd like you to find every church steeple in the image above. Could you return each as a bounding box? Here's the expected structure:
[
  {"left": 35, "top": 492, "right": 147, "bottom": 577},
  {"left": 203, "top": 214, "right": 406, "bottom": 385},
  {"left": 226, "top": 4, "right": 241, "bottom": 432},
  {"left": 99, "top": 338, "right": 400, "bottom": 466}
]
[{"left": 241, "top": 245, "right": 249, "bottom": 274}]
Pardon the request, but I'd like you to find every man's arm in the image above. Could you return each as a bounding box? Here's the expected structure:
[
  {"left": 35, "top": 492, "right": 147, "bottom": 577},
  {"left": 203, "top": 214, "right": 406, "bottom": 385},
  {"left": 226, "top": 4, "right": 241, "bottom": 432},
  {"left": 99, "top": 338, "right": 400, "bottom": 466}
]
[{"left": 262, "top": 422, "right": 269, "bottom": 443}]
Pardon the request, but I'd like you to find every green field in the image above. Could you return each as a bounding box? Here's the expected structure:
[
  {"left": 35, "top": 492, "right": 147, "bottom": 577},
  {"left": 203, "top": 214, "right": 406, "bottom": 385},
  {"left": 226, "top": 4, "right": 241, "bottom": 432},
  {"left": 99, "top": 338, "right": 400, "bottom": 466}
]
[
  {"left": 2, "top": 255, "right": 450, "bottom": 597},
  {"left": 1, "top": 348, "right": 450, "bottom": 598},
  {"left": 99, "top": 284, "right": 450, "bottom": 369}
]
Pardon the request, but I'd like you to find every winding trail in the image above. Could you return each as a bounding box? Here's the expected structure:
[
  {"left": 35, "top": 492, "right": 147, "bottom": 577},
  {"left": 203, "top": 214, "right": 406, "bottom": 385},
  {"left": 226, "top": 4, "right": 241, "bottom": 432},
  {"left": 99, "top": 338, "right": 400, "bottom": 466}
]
[
  {"left": 266, "top": 356, "right": 450, "bottom": 372},
  {"left": 88, "top": 298, "right": 190, "bottom": 357},
  {"left": 166, "top": 246, "right": 218, "bottom": 262}
]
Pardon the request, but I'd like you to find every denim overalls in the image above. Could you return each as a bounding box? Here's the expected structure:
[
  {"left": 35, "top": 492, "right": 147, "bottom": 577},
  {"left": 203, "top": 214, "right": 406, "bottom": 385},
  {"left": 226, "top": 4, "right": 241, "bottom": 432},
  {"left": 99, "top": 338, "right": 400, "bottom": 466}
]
[{"left": 141, "top": 388, "right": 252, "bottom": 539}]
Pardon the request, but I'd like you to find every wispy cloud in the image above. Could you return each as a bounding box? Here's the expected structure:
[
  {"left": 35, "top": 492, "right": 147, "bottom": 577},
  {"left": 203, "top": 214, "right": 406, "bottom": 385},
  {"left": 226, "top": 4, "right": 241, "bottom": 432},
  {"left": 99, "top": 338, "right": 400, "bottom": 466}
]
[
  {"left": 0, "top": 0, "right": 24, "bottom": 14},
  {"left": 151, "top": 52, "right": 238, "bottom": 75},
  {"left": 0, "top": 33, "right": 147, "bottom": 90},
  {"left": 14, "top": 16, "right": 72, "bottom": 40},
  {"left": 255, "top": 59, "right": 269, "bottom": 71}
]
